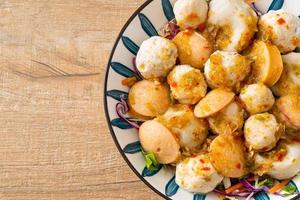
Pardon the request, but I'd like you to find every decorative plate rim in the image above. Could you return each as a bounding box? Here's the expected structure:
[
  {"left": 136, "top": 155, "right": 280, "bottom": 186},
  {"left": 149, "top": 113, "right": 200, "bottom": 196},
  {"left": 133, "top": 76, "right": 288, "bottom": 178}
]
[
  {"left": 103, "top": 0, "right": 300, "bottom": 199},
  {"left": 103, "top": 0, "right": 172, "bottom": 199}
]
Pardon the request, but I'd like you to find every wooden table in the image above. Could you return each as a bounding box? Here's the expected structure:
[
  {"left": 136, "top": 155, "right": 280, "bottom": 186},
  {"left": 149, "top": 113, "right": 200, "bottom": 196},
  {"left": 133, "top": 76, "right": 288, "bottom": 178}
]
[{"left": 0, "top": 0, "right": 162, "bottom": 199}]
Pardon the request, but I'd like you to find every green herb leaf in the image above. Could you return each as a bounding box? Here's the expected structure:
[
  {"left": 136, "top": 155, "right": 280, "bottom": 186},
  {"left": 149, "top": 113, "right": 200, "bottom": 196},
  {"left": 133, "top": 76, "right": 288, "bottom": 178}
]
[
  {"left": 143, "top": 152, "right": 159, "bottom": 171},
  {"left": 282, "top": 184, "right": 297, "bottom": 196},
  {"left": 264, "top": 178, "right": 274, "bottom": 187},
  {"left": 258, "top": 178, "right": 274, "bottom": 187}
]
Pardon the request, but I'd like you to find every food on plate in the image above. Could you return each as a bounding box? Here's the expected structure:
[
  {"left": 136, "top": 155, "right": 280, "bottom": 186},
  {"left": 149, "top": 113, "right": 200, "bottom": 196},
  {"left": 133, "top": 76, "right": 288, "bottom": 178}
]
[
  {"left": 272, "top": 52, "right": 300, "bottom": 96},
  {"left": 157, "top": 104, "right": 208, "bottom": 151},
  {"left": 258, "top": 10, "right": 300, "bottom": 53},
  {"left": 174, "top": 0, "right": 208, "bottom": 30},
  {"left": 139, "top": 120, "right": 180, "bottom": 164},
  {"left": 176, "top": 154, "right": 223, "bottom": 193},
  {"left": 254, "top": 141, "right": 300, "bottom": 180},
  {"left": 244, "top": 113, "right": 284, "bottom": 151},
  {"left": 120, "top": 0, "right": 300, "bottom": 197},
  {"left": 275, "top": 95, "right": 300, "bottom": 130},
  {"left": 239, "top": 83, "right": 275, "bottom": 114},
  {"left": 204, "top": 51, "right": 250, "bottom": 90},
  {"left": 128, "top": 80, "right": 170, "bottom": 117},
  {"left": 208, "top": 101, "right": 245, "bottom": 135},
  {"left": 136, "top": 36, "right": 177, "bottom": 79},
  {"left": 167, "top": 65, "right": 207, "bottom": 104},
  {"left": 194, "top": 88, "right": 235, "bottom": 118},
  {"left": 248, "top": 40, "right": 283, "bottom": 87},
  {"left": 207, "top": 0, "right": 258, "bottom": 52},
  {"left": 173, "top": 30, "right": 213, "bottom": 69},
  {"left": 209, "top": 133, "right": 248, "bottom": 178}
]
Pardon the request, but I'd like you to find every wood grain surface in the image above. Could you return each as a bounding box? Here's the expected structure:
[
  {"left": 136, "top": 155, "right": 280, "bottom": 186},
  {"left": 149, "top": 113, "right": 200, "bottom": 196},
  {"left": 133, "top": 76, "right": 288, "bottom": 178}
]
[{"left": 0, "top": 0, "right": 162, "bottom": 199}]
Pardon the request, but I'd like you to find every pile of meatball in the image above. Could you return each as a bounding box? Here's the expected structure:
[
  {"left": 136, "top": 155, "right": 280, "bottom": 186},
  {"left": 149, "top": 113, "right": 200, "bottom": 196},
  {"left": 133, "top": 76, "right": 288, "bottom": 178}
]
[{"left": 127, "top": 0, "right": 300, "bottom": 194}]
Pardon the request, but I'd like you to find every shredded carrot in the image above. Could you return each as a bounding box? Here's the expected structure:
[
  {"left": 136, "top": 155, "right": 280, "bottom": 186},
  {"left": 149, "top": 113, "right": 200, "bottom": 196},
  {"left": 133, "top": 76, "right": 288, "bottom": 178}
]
[
  {"left": 268, "top": 179, "right": 291, "bottom": 194},
  {"left": 121, "top": 77, "right": 137, "bottom": 87},
  {"left": 225, "top": 182, "right": 244, "bottom": 194}
]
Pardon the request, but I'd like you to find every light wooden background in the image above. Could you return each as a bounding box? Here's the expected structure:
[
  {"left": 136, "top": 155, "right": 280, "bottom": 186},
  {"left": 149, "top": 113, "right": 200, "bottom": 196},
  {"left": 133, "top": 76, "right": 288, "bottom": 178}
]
[{"left": 0, "top": 0, "right": 162, "bottom": 199}]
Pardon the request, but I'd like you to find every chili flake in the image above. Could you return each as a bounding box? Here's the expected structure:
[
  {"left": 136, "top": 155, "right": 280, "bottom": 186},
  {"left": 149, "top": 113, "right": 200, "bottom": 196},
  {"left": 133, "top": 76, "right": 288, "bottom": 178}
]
[
  {"left": 277, "top": 18, "right": 286, "bottom": 25},
  {"left": 201, "top": 167, "right": 211, "bottom": 171}
]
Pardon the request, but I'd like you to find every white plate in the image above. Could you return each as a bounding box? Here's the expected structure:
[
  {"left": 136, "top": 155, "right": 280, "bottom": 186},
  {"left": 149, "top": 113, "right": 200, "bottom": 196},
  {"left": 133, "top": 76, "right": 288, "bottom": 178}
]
[{"left": 104, "top": 0, "right": 300, "bottom": 199}]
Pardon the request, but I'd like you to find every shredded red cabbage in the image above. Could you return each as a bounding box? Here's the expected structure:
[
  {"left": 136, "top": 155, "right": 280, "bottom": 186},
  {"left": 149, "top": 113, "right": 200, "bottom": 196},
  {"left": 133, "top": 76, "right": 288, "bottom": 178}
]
[
  {"left": 213, "top": 189, "right": 252, "bottom": 197},
  {"left": 240, "top": 179, "right": 269, "bottom": 193},
  {"left": 245, "top": 192, "right": 255, "bottom": 200},
  {"left": 213, "top": 179, "right": 271, "bottom": 198},
  {"left": 116, "top": 98, "right": 140, "bottom": 129}
]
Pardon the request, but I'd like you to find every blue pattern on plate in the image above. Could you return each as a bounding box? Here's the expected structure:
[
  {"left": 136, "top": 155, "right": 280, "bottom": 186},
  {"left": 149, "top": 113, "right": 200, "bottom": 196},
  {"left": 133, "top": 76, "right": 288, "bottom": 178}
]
[
  {"left": 254, "top": 192, "right": 270, "bottom": 200},
  {"left": 106, "top": 90, "right": 128, "bottom": 101},
  {"left": 121, "top": 36, "right": 140, "bottom": 55},
  {"left": 142, "top": 164, "right": 163, "bottom": 177},
  {"left": 138, "top": 13, "right": 158, "bottom": 37},
  {"left": 123, "top": 141, "right": 142, "bottom": 154},
  {"left": 111, "top": 118, "right": 135, "bottom": 129},
  {"left": 162, "top": 0, "right": 175, "bottom": 21},
  {"left": 111, "top": 62, "right": 135, "bottom": 78},
  {"left": 268, "top": 0, "right": 284, "bottom": 11},
  {"left": 193, "top": 194, "right": 206, "bottom": 200},
  {"left": 165, "top": 176, "right": 179, "bottom": 197}
]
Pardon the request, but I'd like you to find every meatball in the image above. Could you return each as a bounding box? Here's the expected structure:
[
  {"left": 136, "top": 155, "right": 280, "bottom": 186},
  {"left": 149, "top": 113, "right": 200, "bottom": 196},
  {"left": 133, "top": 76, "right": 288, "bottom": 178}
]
[
  {"left": 272, "top": 52, "right": 300, "bottom": 97},
  {"left": 254, "top": 141, "right": 300, "bottom": 180},
  {"left": 275, "top": 95, "right": 300, "bottom": 130},
  {"left": 244, "top": 113, "right": 283, "bottom": 151},
  {"left": 139, "top": 120, "right": 180, "bottom": 164},
  {"left": 239, "top": 83, "right": 275, "bottom": 114},
  {"left": 167, "top": 65, "right": 207, "bottom": 105},
  {"left": 136, "top": 36, "right": 177, "bottom": 79},
  {"left": 258, "top": 10, "right": 300, "bottom": 53},
  {"left": 209, "top": 133, "right": 248, "bottom": 178},
  {"left": 173, "top": 30, "right": 213, "bottom": 69},
  {"left": 176, "top": 154, "right": 223, "bottom": 193},
  {"left": 128, "top": 80, "right": 170, "bottom": 117},
  {"left": 157, "top": 104, "right": 208, "bottom": 151},
  {"left": 208, "top": 101, "right": 245, "bottom": 135},
  {"left": 207, "top": 0, "right": 258, "bottom": 52},
  {"left": 204, "top": 51, "right": 250, "bottom": 90},
  {"left": 174, "top": 0, "right": 208, "bottom": 30}
]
